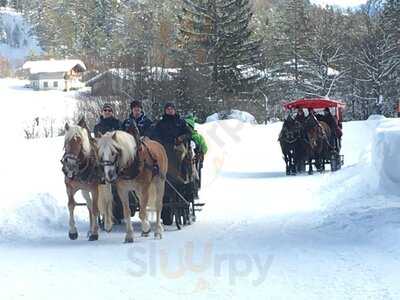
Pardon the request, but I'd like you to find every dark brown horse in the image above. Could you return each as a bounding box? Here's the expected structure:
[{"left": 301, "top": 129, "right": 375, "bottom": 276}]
[
  {"left": 302, "top": 115, "right": 332, "bottom": 174},
  {"left": 279, "top": 117, "right": 303, "bottom": 175}
]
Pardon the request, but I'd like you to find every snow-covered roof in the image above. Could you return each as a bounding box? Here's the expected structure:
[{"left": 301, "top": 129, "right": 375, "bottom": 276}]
[{"left": 22, "top": 59, "right": 86, "bottom": 74}]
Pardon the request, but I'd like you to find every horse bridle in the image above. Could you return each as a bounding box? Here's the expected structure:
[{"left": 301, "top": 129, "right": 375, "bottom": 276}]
[
  {"left": 100, "top": 152, "right": 120, "bottom": 175},
  {"left": 281, "top": 126, "right": 301, "bottom": 144},
  {"left": 61, "top": 151, "right": 90, "bottom": 179}
]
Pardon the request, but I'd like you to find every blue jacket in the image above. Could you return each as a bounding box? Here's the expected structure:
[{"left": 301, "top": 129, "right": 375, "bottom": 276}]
[{"left": 121, "top": 112, "right": 152, "bottom": 136}]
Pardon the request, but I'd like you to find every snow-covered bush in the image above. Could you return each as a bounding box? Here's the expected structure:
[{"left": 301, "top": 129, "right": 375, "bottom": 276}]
[
  {"left": 206, "top": 109, "right": 257, "bottom": 124},
  {"left": 23, "top": 116, "right": 61, "bottom": 139}
]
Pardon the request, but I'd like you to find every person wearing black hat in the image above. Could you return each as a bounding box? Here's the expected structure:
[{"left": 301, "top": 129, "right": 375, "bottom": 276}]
[
  {"left": 93, "top": 103, "right": 124, "bottom": 223},
  {"left": 93, "top": 103, "right": 121, "bottom": 138},
  {"left": 321, "top": 107, "right": 342, "bottom": 149},
  {"left": 151, "top": 102, "right": 191, "bottom": 146},
  {"left": 121, "top": 100, "right": 153, "bottom": 137}
]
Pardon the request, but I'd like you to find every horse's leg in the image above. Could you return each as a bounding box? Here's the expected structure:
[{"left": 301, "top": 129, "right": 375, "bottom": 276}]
[
  {"left": 116, "top": 181, "right": 134, "bottom": 243},
  {"left": 88, "top": 185, "right": 100, "bottom": 241},
  {"left": 308, "top": 152, "right": 313, "bottom": 175},
  {"left": 97, "top": 184, "right": 113, "bottom": 233},
  {"left": 105, "top": 185, "right": 113, "bottom": 232},
  {"left": 138, "top": 184, "right": 151, "bottom": 237},
  {"left": 284, "top": 153, "right": 290, "bottom": 175},
  {"left": 81, "top": 190, "right": 94, "bottom": 236},
  {"left": 290, "top": 150, "right": 296, "bottom": 175},
  {"left": 67, "top": 186, "right": 78, "bottom": 240},
  {"left": 154, "top": 179, "right": 165, "bottom": 239}
]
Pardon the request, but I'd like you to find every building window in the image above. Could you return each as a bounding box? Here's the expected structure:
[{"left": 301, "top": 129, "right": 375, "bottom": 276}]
[
  {"left": 43, "top": 81, "right": 49, "bottom": 88},
  {"left": 53, "top": 81, "right": 58, "bottom": 88}
]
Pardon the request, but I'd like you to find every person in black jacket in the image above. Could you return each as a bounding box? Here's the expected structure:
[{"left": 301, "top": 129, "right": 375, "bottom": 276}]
[
  {"left": 93, "top": 103, "right": 125, "bottom": 223},
  {"left": 321, "top": 107, "right": 342, "bottom": 150},
  {"left": 93, "top": 103, "right": 121, "bottom": 137},
  {"left": 121, "top": 100, "right": 153, "bottom": 137},
  {"left": 152, "top": 102, "right": 191, "bottom": 146}
]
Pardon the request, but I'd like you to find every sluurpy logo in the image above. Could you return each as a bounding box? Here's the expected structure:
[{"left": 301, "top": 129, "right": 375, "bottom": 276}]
[{"left": 127, "top": 241, "right": 274, "bottom": 295}]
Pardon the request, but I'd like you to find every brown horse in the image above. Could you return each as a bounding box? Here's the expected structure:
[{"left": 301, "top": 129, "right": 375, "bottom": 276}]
[
  {"left": 303, "top": 116, "right": 331, "bottom": 174},
  {"left": 62, "top": 121, "right": 113, "bottom": 241},
  {"left": 97, "top": 131, "right": 168, "bottom": 243}
]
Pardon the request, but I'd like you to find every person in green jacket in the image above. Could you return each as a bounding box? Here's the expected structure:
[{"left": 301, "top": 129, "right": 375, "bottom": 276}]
[
  {"left": 185, "top": 115, "right": 207, "bottom": 195},
  {"left": 185, "top": 115, "right": 208, "bottom": 156}
]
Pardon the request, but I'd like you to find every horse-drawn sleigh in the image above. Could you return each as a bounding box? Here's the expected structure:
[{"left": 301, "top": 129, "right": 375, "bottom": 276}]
[
  {"left": 279, "top": 98, "right": 345, "bottom": 175},
  {"left": 61, "top": 119, "right": 203, "bottom": 242}
]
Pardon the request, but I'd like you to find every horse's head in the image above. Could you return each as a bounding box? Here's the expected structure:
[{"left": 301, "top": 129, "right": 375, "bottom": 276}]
[
  {"left": 62, "top": 123, "right": 91, "bottom": 179},
  {"left": 97, "top": 131, "right": 136, "bottom": 183},
  {"left": 97, "top": 132, "right": 120, "bottom": 183},
  {"left": 306, "top": 123, "right": 327, "bottom": 151},
  {"left": 281, "top": 118, "right": 302, "bottom": 143},
  {"left": 307, "top": 127, "right": 319, "bottom": 149}
]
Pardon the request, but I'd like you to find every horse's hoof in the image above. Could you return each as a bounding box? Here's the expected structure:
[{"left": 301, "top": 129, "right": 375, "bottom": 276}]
[
  {"left": 69, "top": 232, "right": 78, "bottom": 240},
  {"left": 154, "top": 232, "right": 162, "bottom": 240},
  {"left": 124, "top": 236, "right": 134, "bottom": 243},
  {"left": 88, "top": 233, "right": 99, "bottom": 241},
  {"left": 105, "top": 225, "right": 113, "bottom": 233},
  {"left": 141, "top": 229, "right": 151, "bottom": 237}
]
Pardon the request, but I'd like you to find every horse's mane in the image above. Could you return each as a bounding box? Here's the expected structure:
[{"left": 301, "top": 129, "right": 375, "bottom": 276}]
[
  {"left": 65, "top": 125, "right": 91, "bottom": 157},
  {"left": 98, "top": 131, "right": 137, "bottom": 168}
]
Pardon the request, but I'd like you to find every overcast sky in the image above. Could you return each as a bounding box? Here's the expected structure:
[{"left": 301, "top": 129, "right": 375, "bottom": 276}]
[{"left": 312, "top": 0, "right": 367, "bottom": 7}]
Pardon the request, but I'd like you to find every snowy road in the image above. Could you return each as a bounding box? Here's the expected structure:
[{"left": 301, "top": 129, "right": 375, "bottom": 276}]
[{"left": 1, "top": 79, "right": 400, "bottom": 299}]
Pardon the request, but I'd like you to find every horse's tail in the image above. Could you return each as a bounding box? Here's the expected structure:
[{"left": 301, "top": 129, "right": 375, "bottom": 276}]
[{"left": 97, "top": 183, "right": 113, "bottom": 232}]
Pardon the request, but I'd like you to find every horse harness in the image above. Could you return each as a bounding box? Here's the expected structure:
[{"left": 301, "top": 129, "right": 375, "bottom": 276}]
[
  {"left": 61, "top": 147, "right": 100, "bottom": 183},
  {"left": 102, "top": 138, "right": 162, "bottom": 180}
]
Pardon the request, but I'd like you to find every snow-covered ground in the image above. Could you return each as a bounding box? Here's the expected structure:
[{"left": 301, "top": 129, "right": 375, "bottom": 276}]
[
  {"left": 0, "top": 78, "right": 78, "bottom": 139},
  {"left": 1, "top": 79, "right": 400, "bottom": 299}
]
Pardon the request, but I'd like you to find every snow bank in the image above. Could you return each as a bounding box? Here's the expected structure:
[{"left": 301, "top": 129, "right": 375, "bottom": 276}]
[
  {"left": 0, "top": 136, "right": 88, "bottom": 241},
  {"left": 0, "top": 193, "right": 69, "bottom": 241},
  {"left": 372, "top": 119, "right": 400, "bottom": 196},
  {"left": 206, "top": 109, "right": 256, "bottom": 124}
]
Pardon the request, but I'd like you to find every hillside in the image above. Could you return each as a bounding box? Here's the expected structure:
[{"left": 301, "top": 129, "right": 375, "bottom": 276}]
[{"left": 0, "top": 8, "right": 41, "bottom": 70}]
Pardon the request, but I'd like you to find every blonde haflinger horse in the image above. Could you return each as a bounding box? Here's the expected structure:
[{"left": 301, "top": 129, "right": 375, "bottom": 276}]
[
  {"left": 97, "top": 130, "right": 168, "bottom": 243},
  {"left": 62, "top": 120, "right": 113, "bottom": 241}
]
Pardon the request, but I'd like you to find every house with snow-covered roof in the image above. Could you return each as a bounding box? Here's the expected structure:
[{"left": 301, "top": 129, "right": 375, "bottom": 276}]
[{"left": 22, "top": 59, "right": 86, "bottom": 91}]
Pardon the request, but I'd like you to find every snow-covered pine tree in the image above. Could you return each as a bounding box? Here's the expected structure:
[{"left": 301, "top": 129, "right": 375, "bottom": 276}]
[
  {"left": 177, "top": 0, "right": 264, "bottom": 113},
  {"left": 213, "top": 0, "right": 264, "bottom": 102}
]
